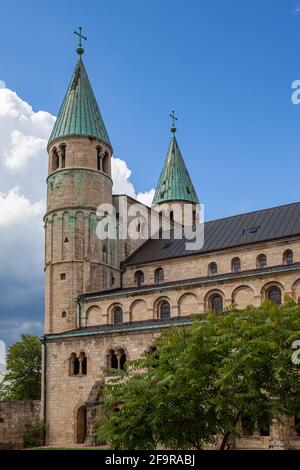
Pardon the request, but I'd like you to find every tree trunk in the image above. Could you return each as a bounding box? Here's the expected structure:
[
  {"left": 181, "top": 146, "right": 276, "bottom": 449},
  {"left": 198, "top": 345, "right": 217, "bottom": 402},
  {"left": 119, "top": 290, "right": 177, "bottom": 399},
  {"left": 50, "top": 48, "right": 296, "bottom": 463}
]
[{"left": 219, "top": 410, "right": 241, "bottom": 451}]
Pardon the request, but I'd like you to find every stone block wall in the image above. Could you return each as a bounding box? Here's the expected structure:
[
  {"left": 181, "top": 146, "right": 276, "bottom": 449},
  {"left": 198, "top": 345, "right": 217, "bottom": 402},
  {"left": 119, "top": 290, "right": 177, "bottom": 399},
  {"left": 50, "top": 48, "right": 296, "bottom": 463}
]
[{"left": 0, "top": 400, "right": 41, "bottom": 449}]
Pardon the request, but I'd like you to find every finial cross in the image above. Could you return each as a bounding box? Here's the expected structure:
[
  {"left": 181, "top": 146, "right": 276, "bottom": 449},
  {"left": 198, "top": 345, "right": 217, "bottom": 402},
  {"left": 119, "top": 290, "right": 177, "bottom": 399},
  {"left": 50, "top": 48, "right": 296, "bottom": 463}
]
[
  {"left": 170, "top": 110, "right": 178, "bottom": 128},
  {"left": 74, "top": 27, "right": 87, "bottom": 48}
]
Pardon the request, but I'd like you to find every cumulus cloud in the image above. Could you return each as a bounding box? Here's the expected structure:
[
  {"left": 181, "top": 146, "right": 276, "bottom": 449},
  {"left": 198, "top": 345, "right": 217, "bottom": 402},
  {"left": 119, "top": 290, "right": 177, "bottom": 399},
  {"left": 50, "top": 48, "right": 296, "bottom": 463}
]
[
  {"left": 0, "top": 81, "right": 155, "bottom": 346},
  {"left": 112, "top": 157, "right": 155, "bottom": 206}
]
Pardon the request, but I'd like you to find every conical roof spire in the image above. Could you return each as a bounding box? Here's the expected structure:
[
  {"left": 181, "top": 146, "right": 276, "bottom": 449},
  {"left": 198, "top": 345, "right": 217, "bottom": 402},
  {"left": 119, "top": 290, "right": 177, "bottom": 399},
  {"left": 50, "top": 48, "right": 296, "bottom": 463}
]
[
  {"left": 48, "top": 37, "right": 111, "bottom": 148},
  {"left": 152, "top": 118, "right": 199, "bottom": 205}
]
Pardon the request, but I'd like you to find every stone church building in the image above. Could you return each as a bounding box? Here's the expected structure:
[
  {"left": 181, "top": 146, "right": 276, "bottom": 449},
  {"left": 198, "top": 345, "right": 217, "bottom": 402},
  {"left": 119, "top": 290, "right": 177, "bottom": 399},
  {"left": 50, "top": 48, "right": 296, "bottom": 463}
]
[{"left": 42, "top": 42, "right": 300, "bottom": 449}]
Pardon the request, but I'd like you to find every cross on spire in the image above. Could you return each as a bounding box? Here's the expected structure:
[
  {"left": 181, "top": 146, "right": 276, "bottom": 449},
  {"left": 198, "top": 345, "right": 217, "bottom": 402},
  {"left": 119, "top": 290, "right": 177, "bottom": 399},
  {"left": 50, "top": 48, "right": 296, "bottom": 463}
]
[
  {"left": 74, "top": 27, "right": 87, "bottom": 56},
  {"left": 170, "top": 110, "right": 178, "bottom": 133}
]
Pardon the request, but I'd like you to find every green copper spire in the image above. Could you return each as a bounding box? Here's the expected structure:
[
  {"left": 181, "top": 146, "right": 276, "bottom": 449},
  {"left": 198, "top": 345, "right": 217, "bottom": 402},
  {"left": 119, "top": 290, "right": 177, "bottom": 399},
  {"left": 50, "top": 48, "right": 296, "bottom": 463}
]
[
  {"left": 48, "top": 29, "right": 111, "bottom": 147},
  {"left": 152, "top": 116, "right": 199, "bottom": 205}
]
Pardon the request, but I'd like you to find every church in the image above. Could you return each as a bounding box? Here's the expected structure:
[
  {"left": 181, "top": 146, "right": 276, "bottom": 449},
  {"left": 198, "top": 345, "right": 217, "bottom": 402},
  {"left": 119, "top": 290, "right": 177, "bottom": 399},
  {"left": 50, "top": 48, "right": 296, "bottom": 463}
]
[{"left": 41, "top": 35, "right": 300, "bottom": 449}]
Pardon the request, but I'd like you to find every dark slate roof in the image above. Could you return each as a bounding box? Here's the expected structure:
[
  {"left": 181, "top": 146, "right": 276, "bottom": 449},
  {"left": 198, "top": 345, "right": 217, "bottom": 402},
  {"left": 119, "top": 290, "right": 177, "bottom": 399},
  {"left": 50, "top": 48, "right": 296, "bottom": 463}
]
[
  {"left": 124, "top": 201, "right": 300, "bottom": 266},
  {"left": 44, "top": 316, "right": 192, "bottom": 340}
]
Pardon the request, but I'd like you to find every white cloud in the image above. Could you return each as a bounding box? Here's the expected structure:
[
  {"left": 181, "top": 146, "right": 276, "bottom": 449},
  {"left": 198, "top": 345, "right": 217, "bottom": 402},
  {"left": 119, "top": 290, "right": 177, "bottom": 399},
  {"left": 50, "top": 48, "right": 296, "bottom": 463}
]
[
  {"left": 0, "top": 187, "right": 44, "bottom": 227},
  {"left": 0, "top": 80, "right": 5, "bottom": 89},
  {"left": 112, "top": 157, "right": 155, "bottom": 206},
  {"left": 136, "top": 188, "right": 156, "bottom": 207}
]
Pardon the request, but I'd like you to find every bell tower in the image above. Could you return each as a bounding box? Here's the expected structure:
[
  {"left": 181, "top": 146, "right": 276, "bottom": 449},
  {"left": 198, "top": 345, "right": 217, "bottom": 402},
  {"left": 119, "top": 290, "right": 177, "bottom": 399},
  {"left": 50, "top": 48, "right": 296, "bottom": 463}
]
[
  {"left": 44, "top": 31, "right": 119, "bottom": 334},
  {"left": 152, "top": 112, "right": 200, "bottom": 227}
]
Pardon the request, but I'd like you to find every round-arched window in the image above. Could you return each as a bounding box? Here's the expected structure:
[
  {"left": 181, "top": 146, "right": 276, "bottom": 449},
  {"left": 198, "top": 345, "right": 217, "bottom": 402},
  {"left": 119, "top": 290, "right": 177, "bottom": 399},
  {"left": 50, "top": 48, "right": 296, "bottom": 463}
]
[
  {"left": 267, "top": 286, "right": 282, "bottom": 305},
  {"left": 232, "top": 257, "right": 241, "bottom": 273},
  {"left": 135, "top": 270, "right": 144, "bottom": 287},
  {"left": 113, "top": 307, "right": 123, "bottom": 325},
  {"left": 155, "top": 267, "right": 164, "bottom": 285},
  {"left": 208, "top": 262, "right": 218, "bottom": 276},
  {"left": 257, "top": 254, "right": 267, "bottom": 269},
  {"left": 160, "top": 301, "right": 170, "bottom": 320},
  {"left": 211, "top": 294, "right": 223, "bottom": 312},
  {"left": 283, "top": 249, "right": 293, "bottom": 266}
]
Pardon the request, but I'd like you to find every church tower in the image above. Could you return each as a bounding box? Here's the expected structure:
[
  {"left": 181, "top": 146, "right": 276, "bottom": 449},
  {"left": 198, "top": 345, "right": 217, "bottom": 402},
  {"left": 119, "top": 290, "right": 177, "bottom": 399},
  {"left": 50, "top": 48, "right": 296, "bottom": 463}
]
[
  {"left": 152, "top": 114, "right": 199, "bottom": 226},
  {"left": 44, "top": 32, "right": 118, "bottom": 334}
]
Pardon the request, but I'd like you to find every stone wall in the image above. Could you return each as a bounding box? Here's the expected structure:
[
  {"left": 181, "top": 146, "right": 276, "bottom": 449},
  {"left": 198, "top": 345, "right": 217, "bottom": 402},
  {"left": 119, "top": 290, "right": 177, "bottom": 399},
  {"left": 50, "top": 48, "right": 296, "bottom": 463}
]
[{"left": 0, "top": 400, "right": 41, "bottom": 449}]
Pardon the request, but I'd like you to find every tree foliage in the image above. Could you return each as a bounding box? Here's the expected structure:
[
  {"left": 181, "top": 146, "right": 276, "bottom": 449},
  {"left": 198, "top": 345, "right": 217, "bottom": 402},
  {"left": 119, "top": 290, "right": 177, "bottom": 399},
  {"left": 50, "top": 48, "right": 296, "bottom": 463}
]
[
  {"left": 0, "top": 334, "right": 41, "bottom": 400},
  {"left": 94, "top": 299, "right": 300, "bottom": 450}
]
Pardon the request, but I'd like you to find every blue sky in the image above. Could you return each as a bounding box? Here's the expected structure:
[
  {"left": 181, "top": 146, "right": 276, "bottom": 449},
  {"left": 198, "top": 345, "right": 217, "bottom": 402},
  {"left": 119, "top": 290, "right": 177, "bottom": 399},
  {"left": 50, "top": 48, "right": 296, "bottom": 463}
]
[{"left": 1, "top": 0, "right": 300, "bottom": 351}]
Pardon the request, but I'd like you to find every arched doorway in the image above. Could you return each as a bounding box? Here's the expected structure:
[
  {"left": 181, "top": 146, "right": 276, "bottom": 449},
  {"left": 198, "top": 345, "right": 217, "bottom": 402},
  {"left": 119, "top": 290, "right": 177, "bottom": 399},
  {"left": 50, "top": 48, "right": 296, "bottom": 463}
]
[{"left": 76, "top": 405, "right": 86, "bottom": 444}]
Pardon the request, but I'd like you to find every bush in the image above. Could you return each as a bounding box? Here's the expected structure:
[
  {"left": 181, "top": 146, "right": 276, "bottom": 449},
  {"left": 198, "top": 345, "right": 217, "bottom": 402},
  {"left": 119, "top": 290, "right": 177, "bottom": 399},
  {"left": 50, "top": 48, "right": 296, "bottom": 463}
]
[{"left": 23, "top": 420, "right": 46, "bottom": 448}]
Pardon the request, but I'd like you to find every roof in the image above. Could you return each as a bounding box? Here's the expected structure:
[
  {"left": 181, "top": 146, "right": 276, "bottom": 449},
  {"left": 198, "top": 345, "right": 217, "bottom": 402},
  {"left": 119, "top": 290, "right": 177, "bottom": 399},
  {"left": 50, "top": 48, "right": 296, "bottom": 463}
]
[
  {"left": 44, "top": 316, "right": 192, "bottom": 341},
  {"left": 124, "top": 201, "right": 300, "bottom": 266},
  {"left": 48, "top": 58, "right": 111, "bottom": 147},
  {"left": 152, "top": 133, "right": 199, "bottom": 205}
]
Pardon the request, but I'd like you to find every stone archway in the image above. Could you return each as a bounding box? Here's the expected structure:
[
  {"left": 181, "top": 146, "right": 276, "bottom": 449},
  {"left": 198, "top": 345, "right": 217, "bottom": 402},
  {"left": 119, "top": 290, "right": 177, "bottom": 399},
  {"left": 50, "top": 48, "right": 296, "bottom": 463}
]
[{"left": 75, "top": 405, "right": 86, "bottom": 444}]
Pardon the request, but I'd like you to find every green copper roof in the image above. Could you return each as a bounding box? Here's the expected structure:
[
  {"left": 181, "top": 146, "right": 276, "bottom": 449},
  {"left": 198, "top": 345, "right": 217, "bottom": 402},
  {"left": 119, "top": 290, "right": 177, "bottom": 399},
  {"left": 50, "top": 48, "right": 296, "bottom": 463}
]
[
  {"left": 48, "top": 58, "right": 111, "bottom": 147},
  {"left": 152, "top": 132, "right": 199, "bottom": 205}
]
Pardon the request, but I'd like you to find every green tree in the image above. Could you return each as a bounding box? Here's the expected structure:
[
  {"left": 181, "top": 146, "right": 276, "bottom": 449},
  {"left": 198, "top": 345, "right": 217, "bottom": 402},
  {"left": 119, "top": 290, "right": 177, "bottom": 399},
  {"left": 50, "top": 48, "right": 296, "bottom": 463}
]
[
  {"left": 94, "top": 299, "right": 300, "bottom": 450},
  {"left": 0, "top": 334, "right": 41, "bottom": 400}
]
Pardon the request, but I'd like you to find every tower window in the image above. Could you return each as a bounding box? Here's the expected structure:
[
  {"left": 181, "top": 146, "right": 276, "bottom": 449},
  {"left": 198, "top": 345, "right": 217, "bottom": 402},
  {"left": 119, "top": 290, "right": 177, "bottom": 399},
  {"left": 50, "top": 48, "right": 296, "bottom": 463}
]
[
  {"left": 60, "top": 273, "right": 66, "bottom": 280},
  {"left": 257, "top": 254, "right": 267, "bottom": 269},
  {"left": 59, "top": 144, "right": 66, "bottom": 168},
  {"left": 160, "top": 301, "right": 170, "bottom": 320},
  {"left": 103, "top": 151, "right": 109, "bottom": 174},
  {"left": 231, "top": 257, "right": 241, "bottom": 273},
  {"left": 267, "top": 286, "right": 282, "bottom": 305},
  {"left": 208, "top": 262, "right": 218, "bottom": 276},
  {"left": 61, "top": 311, "right": 67, "bottom": 318},
  {"left": 283, "top": 249, "right": 293, "bottom": 265},
  {"left": 52, "top": 148, "right": 59, "bottom": 171},
  {"left": 96, "top": 146, "right": 103, "bottom": 171},
  {"left": 113, "top": 307, "right": 123, "bottom": 325}
]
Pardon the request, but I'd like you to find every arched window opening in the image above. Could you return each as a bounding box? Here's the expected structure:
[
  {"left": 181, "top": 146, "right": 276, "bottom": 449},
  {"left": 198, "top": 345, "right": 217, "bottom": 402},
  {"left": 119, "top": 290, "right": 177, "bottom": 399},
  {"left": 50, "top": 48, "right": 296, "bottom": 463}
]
[
  {"left": 96, "top": 146, "right": 103, "bottom": 171},
  {"left": 74, "top": 357, "right": 80, "bottom": 375},
  {"left": 135, "top": 270, "right": 144, "bottom": 287},
  {"left": 113, "top": 307, "right": 123, "bottom": 325},
  {"left": 61, "top": 310, "right": 67, "bottom": 318},
  {"left": 283, "top": 249, "right": 293, "bottom": 266},
  {"left": 232, "top": 257, "right": 241, "bottom": 273},
  {"left": 58, "top": 144, "right": 66, "bottom": 168},
  {"left": 192, "top": 210, "right": 196, "bottom": 225},
  {"left": 211, "top": 294, "right": 223, "bottom": 313},
  {"left": 119, "top": 349, "right": 127, "bottom": 371},
  {"left": 103, "top": 151, "right": 109, "bottom": 174},
  {"left": 208, "top": 262, "right": 218, "bottom": 276},
  {"left": 69, "top": 353, "right": 77, "bottom": 376},
  {"left": 257, "top": 254, "right": 267, "bottom": 269},
  {"left": 160, "top": 301, "right": 170, "bottom": 320},
  {"left": 79, "top": 352, "right": 87, "bottom": 375},
  {"left": 154, "top": 267, "right": 164, "bottom": 285},
  {"left": 52, "top": 148, "right": 59, "bottom": 171},
  {"left": 107, "top": 349, "right": 118, "bottom": 369},
  {"left": 267, "top": 286, "right": 282, "bottom": 305},
  {"left": 170, "top": 211, "right": 174, "bottom": 223}
]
